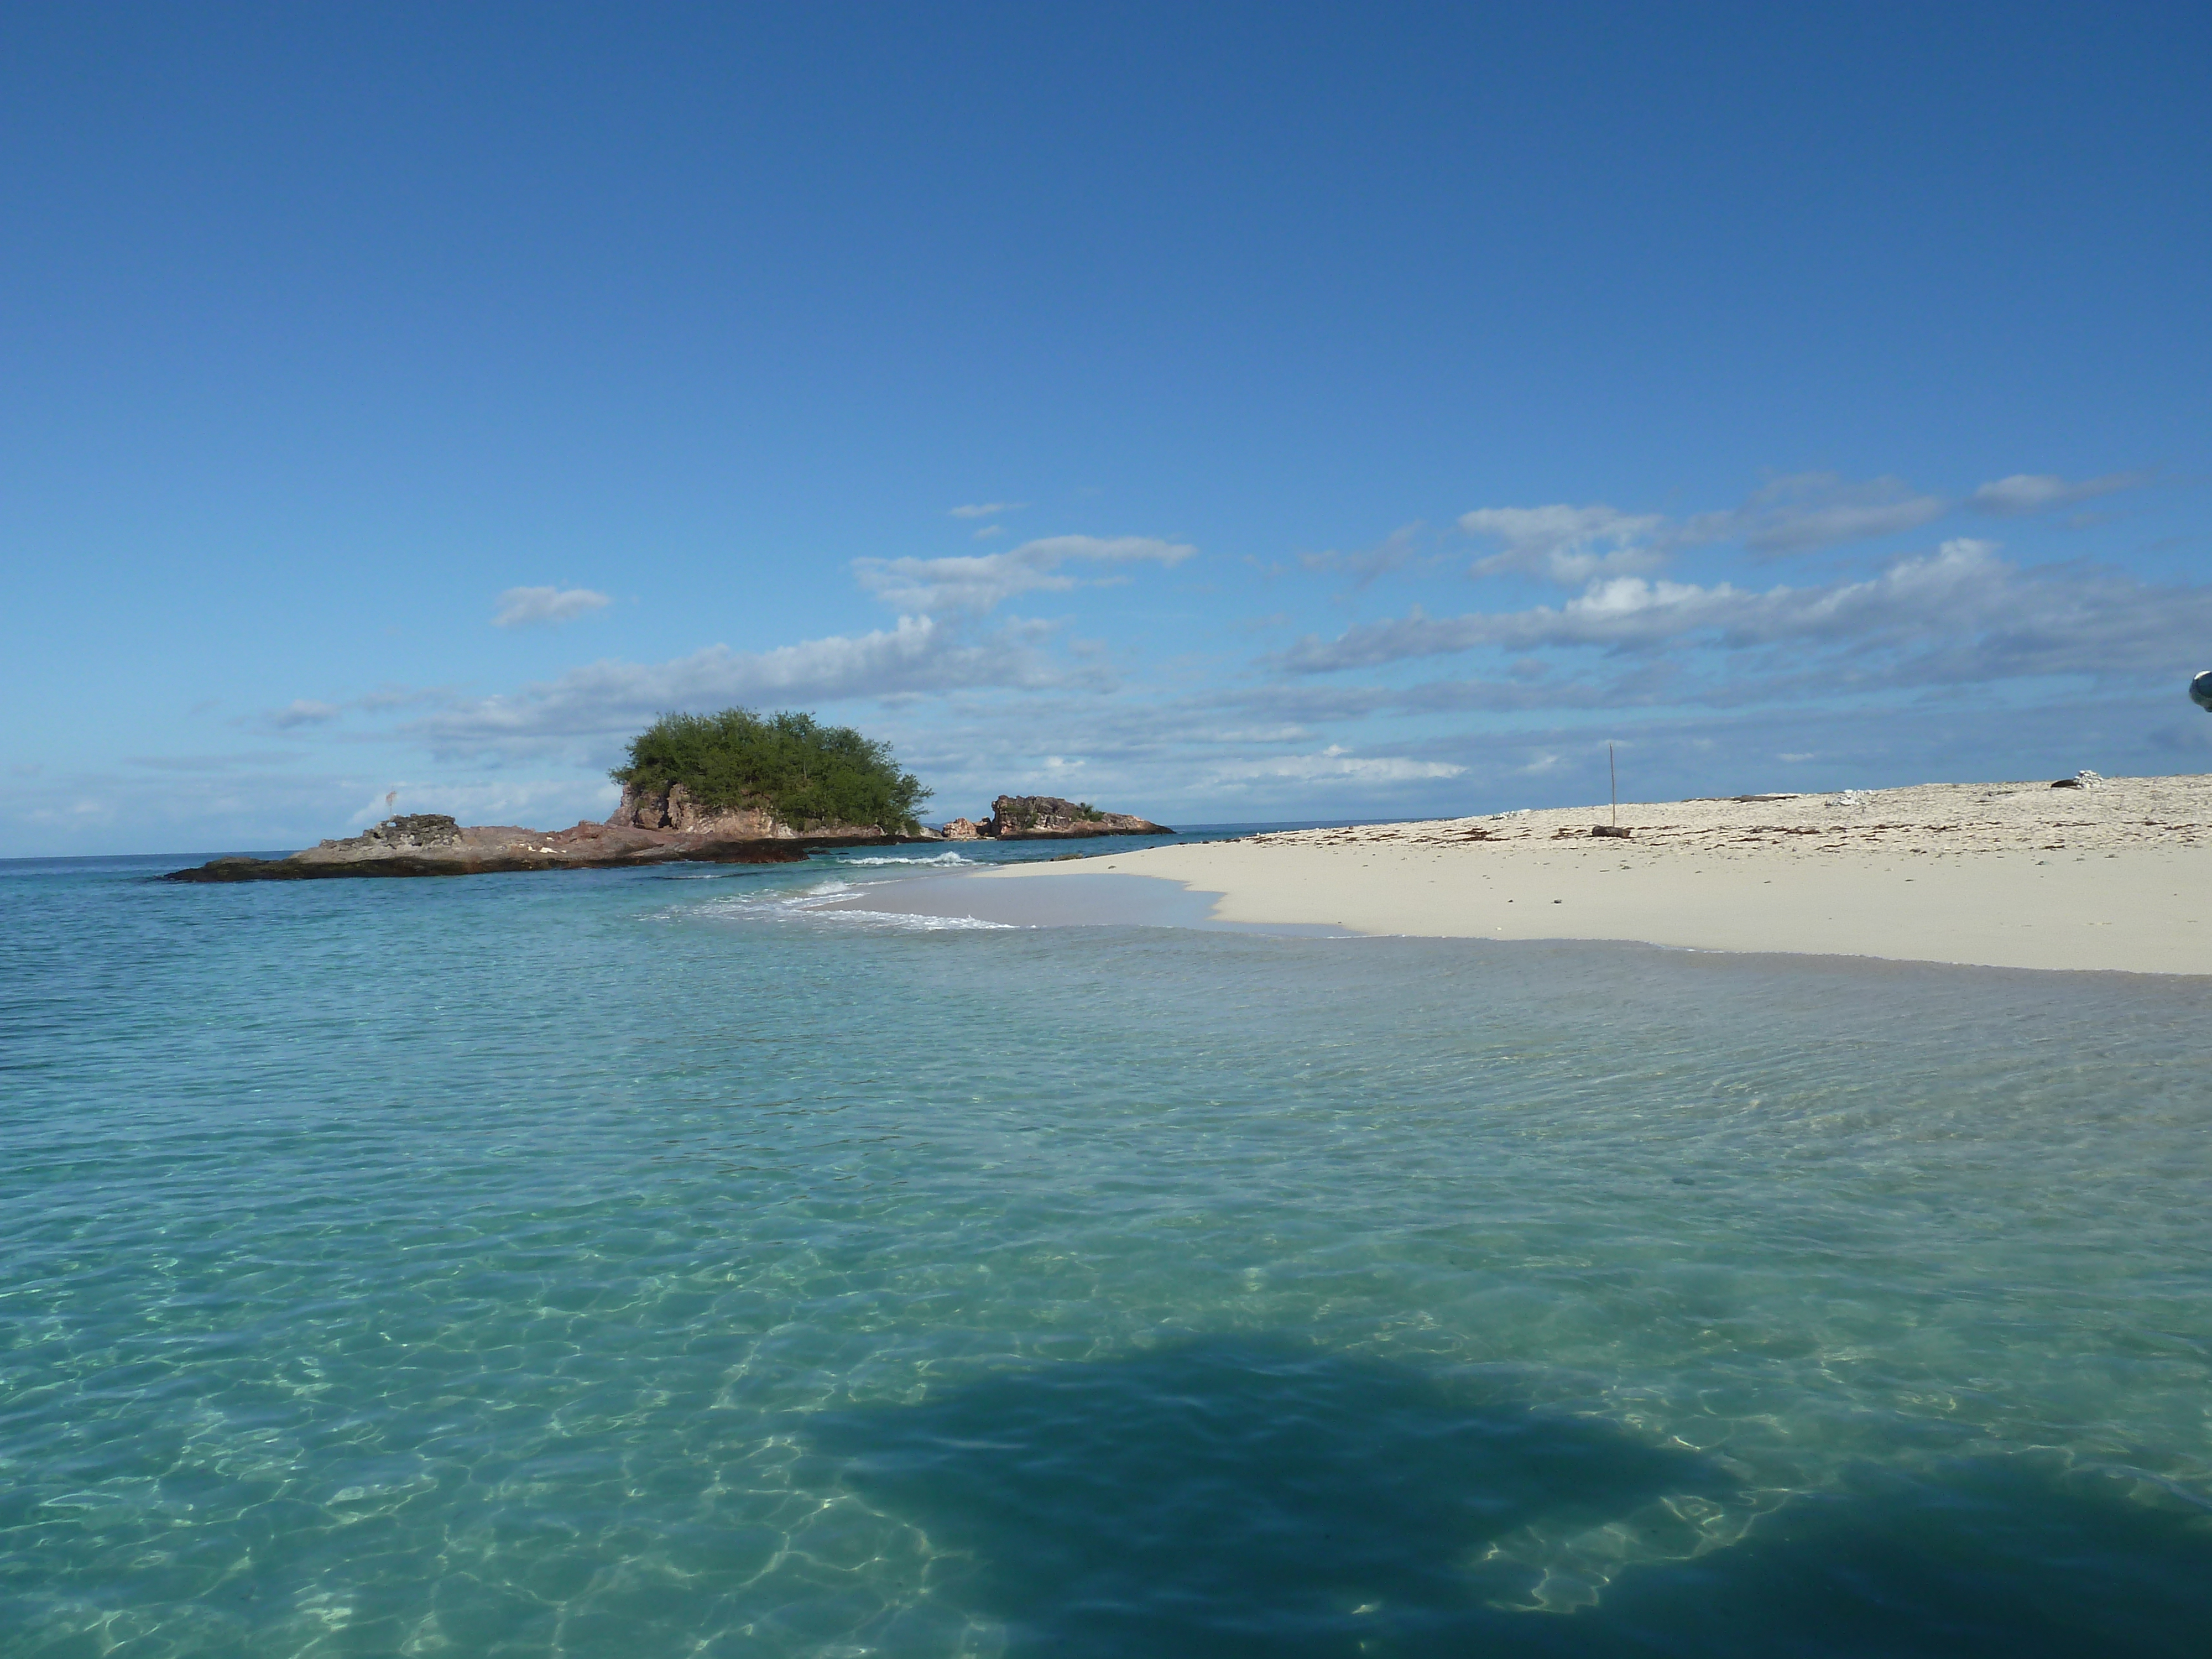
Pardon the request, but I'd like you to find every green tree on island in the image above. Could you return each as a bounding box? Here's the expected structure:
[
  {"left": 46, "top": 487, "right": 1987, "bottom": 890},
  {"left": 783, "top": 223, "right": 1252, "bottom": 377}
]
[{"left": 611, "top": 708, "right": 931, "bottom": 833}]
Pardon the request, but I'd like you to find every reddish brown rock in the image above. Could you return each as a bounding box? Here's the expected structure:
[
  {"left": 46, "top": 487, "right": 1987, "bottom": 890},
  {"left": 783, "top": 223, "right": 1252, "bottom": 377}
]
[
  {"left": 986, "top": 796, "right": 1172, "bottom": 839},
  {"left": 165, "top": 813, "right": 808, "bottom": 882},
  {"left": 606, "top": 781, "right": 902, "bottom": 844}
]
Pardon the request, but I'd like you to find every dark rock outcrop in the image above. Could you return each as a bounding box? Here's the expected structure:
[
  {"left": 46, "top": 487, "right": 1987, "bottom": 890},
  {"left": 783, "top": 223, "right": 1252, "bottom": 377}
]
[
  {"left": 985, "top": 796, "right": 1172, "bottom": 839},
  {"left": 165, "top": 814, "right": 808, "bottom": 882},
  {"left": 606, "top": 781, "right": 913, "bottom": 844}
]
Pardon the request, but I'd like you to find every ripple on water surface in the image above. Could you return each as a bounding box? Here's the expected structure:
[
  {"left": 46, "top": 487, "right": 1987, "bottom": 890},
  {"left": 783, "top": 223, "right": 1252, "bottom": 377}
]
[{"left": 1, "top": 855, "right": 2208, "bottom": 1657}]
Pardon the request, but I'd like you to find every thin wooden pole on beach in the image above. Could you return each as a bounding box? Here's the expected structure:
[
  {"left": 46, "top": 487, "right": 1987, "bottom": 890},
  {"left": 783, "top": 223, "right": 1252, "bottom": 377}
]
[{"left": 1609, "top": 743, "right": 1617, "bottom": 828}]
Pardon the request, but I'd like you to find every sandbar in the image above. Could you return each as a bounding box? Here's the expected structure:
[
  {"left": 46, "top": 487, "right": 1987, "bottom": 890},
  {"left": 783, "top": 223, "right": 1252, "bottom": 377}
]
[{"left": 865, "top": 775, "right": 2212, "bottom": 974}]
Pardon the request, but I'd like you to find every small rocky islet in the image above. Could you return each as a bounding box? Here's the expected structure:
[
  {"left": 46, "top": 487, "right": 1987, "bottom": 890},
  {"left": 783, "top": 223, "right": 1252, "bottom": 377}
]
[
  {"left": 164, "top": 794, "right": 1171, "bottom": 883},
  {"left": 165, "top": 709, "right": 1170, "bottom": 883},
  {"left": 942, "top": 795, "right": 1172, "bottom": 842},
  {"left": 162, "top": 807, "right": 816, "bottom": 883}
]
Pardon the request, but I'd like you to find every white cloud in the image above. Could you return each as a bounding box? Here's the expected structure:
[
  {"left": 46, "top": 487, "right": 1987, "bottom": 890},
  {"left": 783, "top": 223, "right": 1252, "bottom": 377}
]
[
  {"left": 1970, "top": 471, "right": 2150, "bottom": 516},
  {"left": 1681, "top": 473, "right": 1949, "bottom": 555},
  {"left": 1207, "top": 745, "right": 1465, "bottom": 787},
  {"left": 353, "top": 685, "right": 454, "bottom": 713},
  {"left": 1460, "top": 505, "right": 1666, "bottom": 583},
  {"left": 949, "top": 502, "right": 1029, "bottom": 518},
  {"left": 1297, "top": 523, "right": 1431, "bottom": 588},
  {"left": 256, "top": 686, "right": 453, "bottom": 735},
  {"left": 853, "top": 535, "right": 1196, "bottom": 614},
  {"left": 1276, "top": 539, "right": 2212, "bottom": 695},
  {"left": 343, "top": 778, "right": 620, "bottom": 829},
  {"left": 0, "top": 753, "right": 634, "bottom": 856},
  {"left": 1454, "top": 468, "right": 2145, "bottom": 577},
  {"left": 493, "top": 586, "right": 612, "bottom": 628},
  {"left": 406, "top": 614, "right": 1078, "bottom": 755}
]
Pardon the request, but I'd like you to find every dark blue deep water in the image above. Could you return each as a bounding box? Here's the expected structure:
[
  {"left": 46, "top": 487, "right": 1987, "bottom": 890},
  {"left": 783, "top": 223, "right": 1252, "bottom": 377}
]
[{"left": 3, "top": 847, "right": 2209, "bottom": 1656}]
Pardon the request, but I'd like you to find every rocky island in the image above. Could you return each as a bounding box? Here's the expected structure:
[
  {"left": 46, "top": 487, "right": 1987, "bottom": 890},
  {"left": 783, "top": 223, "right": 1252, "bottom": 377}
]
[
  {"left": 163, "top": 812, "right": 819, "bottom": 881},
  {"left": 939, "top": 795, "right": 1173, "bottom": 841},
  {"left": 165, "top": 706, "right": 932, "bottom": 883},
  {"left": 163, "top": 712, "right": 1177, "bottom": 882}
]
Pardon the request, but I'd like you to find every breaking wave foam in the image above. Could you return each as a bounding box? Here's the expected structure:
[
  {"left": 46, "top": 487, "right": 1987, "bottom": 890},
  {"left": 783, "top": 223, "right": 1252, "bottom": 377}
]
[
  {"left": 682, "top": 877, "right": 1015, "bottom": 932},
  {"left": 837, "top": 851, "right": 978, "bottom": 867}
]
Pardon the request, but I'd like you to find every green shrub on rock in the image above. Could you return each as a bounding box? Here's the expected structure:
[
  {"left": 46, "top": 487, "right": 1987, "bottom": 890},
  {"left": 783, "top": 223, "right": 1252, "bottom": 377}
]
[{"left": 611, "top": 709, "right": 931, "bottom": 833}]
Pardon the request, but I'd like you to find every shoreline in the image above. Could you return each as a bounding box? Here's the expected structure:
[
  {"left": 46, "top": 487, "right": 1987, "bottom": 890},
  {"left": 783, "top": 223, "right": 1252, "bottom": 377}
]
[{"left": 841, "top": 774, "right": 2212, "bottom": 975}]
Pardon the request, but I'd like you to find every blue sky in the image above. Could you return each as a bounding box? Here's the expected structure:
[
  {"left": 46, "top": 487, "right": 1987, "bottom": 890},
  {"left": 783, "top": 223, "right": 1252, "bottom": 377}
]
[{"left": 4, "top": 2, "right": 2208, "bottom": 855}]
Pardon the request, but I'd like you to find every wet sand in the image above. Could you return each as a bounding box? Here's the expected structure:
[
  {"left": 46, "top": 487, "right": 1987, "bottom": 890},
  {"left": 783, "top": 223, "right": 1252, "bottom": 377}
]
[{"left": 851, "top": 775, "right": 2212, "bottom": 974}]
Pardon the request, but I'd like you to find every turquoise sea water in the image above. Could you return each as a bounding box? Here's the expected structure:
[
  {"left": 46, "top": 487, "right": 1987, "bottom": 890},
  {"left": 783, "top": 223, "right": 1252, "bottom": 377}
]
[{"left": 4, "top": 841, "right": 2209, "bottom": 1656}]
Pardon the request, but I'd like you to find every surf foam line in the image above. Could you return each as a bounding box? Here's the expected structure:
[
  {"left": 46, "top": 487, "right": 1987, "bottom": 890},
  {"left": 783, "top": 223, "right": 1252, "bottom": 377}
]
[
  {"left": 684, "top": 875, "right": 1017, "bottom": 932},
  {"left": 835, "top": 851, "right": 978, "bottom": 868}
]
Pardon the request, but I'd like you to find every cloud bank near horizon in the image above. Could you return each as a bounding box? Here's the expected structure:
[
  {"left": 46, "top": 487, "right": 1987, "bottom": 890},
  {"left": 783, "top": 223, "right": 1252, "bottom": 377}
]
[
  {"left": 319, "top": 475, "right": 2195, "bottom": 765},
  {"left": 50, "top": 460, "right": 2200, "bottom": 855},
  {"left": 1277, "top": 538, "right": 2211, "bottom": 698}
]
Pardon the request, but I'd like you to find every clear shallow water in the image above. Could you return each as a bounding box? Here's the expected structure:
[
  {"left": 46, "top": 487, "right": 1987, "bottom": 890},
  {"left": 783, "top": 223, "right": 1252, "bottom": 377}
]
[{"left": 3, "top": 848, "right": 2209, "bottom": 1657}]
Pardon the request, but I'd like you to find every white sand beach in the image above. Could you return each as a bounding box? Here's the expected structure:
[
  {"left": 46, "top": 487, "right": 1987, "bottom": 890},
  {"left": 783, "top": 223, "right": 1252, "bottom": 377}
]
[{"left": 959, "top": 774, "right": 2212, "bottom": 974}]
